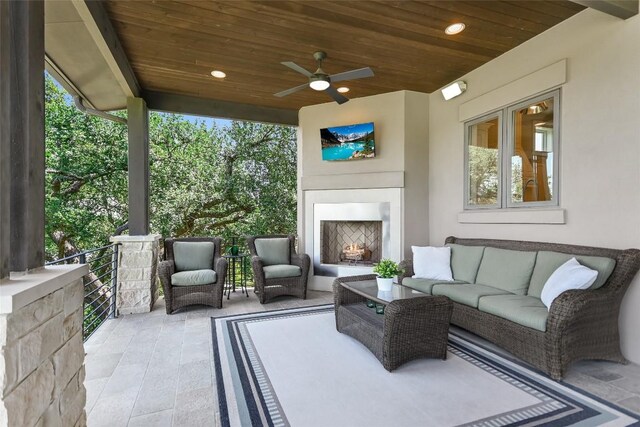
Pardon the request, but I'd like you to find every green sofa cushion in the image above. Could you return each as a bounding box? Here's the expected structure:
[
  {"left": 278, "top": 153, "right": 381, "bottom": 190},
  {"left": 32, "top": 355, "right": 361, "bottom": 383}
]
[
  {"left": 255, "top": 238, "right": 290, "bottom": 266},
  {"left": 263, "top": 264, "right": 302, "bottom": 279},
  {"left": 171, "top": 269, "right": 217, "bottom": 286},
  {"left": 432, "top": 284, "right": 509, "bottom": 308},
  {"left": 475, "top": 248, "right": 537, "bottom": 295},
  {"left": 402, "top": 278, "right": 467, "bottom": 295},
  {"left": 446, "top": 244, "right": 486, "bottom": 283},
  {"left": 528, "top": 251, "right": 616, "bottom": 298},
  {"left": 478, "top": 294, "right": 548, "bottom": 332},
  {"left": 173, "top": 241, "right": 215, "bottom": 272}
]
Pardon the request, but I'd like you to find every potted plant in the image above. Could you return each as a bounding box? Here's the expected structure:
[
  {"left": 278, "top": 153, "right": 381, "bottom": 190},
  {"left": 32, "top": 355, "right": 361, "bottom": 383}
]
[{"left": 373, "top": 259, "right": 402, "bottom": 291}]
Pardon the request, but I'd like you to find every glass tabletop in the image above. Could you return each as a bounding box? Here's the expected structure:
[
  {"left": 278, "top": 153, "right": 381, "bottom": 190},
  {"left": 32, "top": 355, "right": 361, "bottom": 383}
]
[
  {"left": 223, "top": 253, "right": 248, "bottom": 258},
  {"left": 340, "top": 279, "right": 424, "bottom": 304}
]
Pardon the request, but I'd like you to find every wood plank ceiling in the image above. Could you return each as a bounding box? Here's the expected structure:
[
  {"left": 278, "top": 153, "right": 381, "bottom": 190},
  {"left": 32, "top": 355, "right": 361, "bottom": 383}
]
[{"left": 104, "top": 1, "right": 584, "bottom": 111}]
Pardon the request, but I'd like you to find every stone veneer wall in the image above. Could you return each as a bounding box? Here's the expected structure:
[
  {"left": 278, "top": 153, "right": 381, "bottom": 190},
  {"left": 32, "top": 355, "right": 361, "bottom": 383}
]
[
  {"left": 0, "top": 277, "right": 86, "bottom": 426},
  {"left": 111, "top": 235, "right": 161, "bottom": 315}
]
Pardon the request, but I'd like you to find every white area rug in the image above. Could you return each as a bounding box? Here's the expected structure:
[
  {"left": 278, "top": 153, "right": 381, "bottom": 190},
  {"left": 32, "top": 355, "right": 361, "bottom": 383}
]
[{"left": 212, "top": 305, "right": 638, "bottom": 427}]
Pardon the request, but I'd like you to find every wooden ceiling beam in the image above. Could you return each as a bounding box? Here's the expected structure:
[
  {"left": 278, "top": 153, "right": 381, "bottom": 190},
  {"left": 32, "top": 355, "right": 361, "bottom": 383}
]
[
  {"left": 72, "top": 0, "right": 141, "bottom": 98},
  {"left": 144, "top": 90, "right": 298, "bottom": 126},
  {"left": 570, "top": 0, "right": 638, "bottom": 19}
]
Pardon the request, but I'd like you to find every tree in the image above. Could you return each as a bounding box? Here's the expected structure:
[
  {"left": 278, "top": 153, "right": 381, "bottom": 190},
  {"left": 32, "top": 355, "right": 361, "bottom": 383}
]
[{"left": 45, "top": 75, "right": 298, "bottom": 259}]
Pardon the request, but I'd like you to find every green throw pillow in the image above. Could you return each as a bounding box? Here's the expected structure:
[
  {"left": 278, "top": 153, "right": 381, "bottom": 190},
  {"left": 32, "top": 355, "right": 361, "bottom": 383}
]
[
  {"left": 446, "top": 244, "right": 486, "bottom": 283},
  {"left": 475, "top": 247, "right": 537, "bottom": 295},
  {"left": 173, "top": 241, "right": 215, "bottom": 272},
  {"left": 255, "top": 238, "right": 290, "bottom": 266}
]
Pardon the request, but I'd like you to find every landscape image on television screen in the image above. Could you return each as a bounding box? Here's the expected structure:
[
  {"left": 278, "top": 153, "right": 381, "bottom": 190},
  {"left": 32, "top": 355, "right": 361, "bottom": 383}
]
[{"left": 320, "top": 122, "right": 375, "bottom": 161}]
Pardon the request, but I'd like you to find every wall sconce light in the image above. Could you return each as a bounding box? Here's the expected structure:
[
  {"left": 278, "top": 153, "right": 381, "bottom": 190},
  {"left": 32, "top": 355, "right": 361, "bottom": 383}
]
[{"left": 441, "top": 81, "right": 467, "bottom": 101}]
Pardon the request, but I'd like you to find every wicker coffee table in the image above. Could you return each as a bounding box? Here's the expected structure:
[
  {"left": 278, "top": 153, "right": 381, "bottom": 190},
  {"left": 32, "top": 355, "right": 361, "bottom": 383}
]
[{"left": 333, "top": 275, "right": 453, "bottom": 371}]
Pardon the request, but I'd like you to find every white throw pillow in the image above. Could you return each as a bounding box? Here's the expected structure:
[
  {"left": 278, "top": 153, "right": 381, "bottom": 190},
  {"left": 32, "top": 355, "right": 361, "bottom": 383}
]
[
  {"left": 412, "top": 246, "right": 454, "bottom": 281},
  {"left": 540, "top": 258, "right": 598, "bottom": 310}
]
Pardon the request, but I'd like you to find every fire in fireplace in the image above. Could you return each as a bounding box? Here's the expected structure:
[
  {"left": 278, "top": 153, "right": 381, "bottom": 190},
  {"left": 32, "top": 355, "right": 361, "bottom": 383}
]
[{"left": 320, "top": 220, "right": 382, "bottom": 266}]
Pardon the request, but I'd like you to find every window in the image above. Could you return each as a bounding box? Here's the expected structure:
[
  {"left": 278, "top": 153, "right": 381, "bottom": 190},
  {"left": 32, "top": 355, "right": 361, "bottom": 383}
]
[{"left": 464, "top": 90, "right": 559, "bottom": 209}]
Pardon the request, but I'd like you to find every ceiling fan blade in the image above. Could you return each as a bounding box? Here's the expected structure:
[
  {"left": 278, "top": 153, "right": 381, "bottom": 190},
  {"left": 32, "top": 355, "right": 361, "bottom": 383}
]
[
  {"left": 329, "top": 67, "right": 374, "bottom": 83},
  {"left": 274, "top": 82, "right": 309, "bottom": 98},
  {"left": 325, "top": 85, "right": 349, "bottom": 104},
  {"left": 281, "top": 61, "right": 314, "bottom": 77}
]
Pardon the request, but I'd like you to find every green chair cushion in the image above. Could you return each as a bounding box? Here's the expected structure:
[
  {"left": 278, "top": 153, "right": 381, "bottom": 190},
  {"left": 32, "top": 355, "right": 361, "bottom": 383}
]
[
  {"left": 475, "top": 247, "right": 537, "bottom": 295},
  {"left": 432, "top": 284, "right": 509, "bottom": 308},
  {"left": 173, "top": 241, "right": 215, "bottom": 272},
  {"left": 171, "top": 269, "right": 217, "bottom": 286},
  {"left": 255, "top": 238, "right": 290, "bottom": 266},
  {"left": 446, "top": 244, "right": 486, "bottom": 283},
  {"left": 528, "top": 251, "right": 616, "bottom": 298},
  {"left": 402, "top": 278, "right": 467, "bottom": 295},
  {"left": 263, "top": 264, "right": 302, "bottom": 279},
  {"left": 478, "top": 294, "right": 548, "bottom": 332}
]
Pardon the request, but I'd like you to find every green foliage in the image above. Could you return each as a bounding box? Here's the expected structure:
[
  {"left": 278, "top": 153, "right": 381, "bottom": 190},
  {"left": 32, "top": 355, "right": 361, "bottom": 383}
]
[
  {"left": 373, "top": 259, "right": 402, "bottom": 278},
  {"left": 44, "top": 75, "right": 298, "bottom": 259},
  {"left": 468, "top": 145, "right": 499, "bottom": 205}
]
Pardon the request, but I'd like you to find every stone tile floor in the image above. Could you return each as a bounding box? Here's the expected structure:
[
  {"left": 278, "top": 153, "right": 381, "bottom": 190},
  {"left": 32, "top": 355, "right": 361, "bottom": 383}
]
[{"left": 84, "top": 290, "right": 640, "bottom": 426}]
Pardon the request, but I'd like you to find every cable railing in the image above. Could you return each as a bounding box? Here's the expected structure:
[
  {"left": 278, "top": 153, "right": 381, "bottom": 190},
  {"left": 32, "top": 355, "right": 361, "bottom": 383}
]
[{"left": 46, "top": 243, "right": 119, "bottom": 341}]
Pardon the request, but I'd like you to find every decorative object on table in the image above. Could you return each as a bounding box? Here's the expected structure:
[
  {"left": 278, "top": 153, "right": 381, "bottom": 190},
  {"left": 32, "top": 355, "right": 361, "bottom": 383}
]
[
  {"left": 158, "top": 237, "right": 227, "bottom": 314},
  {"left": 247, "top": 234, "right": 310, "bottom": 304},
  {"left": 366, "top": 299, "right": 376, "bottom": 308},
  {"left": 372, "top": 258, "right": 402, "bottom": 291},
  {"left": 214, "top": 305, "right": 639, "bottom": 427},
  {"left": 375, "top": 303, "right": 385, "bottom": 315},
  {"left": 321, "top": 122, "right": 375, "bottom": 161}
]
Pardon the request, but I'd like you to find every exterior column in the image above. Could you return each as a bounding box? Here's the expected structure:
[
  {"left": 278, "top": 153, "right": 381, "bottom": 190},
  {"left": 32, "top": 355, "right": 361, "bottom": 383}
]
[
  {"left": 127, "top": 97, "right": 150, "bottom": 235},
  {"left": 115, "top": 100, "right": 157, "bottom": 314},
  {"left": 0, "top": 0, "right": 45, "bottom": 274},
  {"left": 110, "top": 235, "right": 161, "bottom": 314},
  {"left": 0, "top": 266, "right": 89, "bottom": 427}
]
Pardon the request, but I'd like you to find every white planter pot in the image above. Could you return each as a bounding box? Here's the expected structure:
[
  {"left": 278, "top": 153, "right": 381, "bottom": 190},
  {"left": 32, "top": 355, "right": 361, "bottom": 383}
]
[{"left": 376, "top": 277, "right": 393, "bottom": 292}]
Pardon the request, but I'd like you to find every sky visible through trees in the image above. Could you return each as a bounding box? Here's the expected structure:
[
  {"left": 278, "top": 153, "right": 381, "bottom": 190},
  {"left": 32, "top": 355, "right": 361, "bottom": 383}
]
[{"left": 45, "top": 75, "right": 297, "bottom": 259}]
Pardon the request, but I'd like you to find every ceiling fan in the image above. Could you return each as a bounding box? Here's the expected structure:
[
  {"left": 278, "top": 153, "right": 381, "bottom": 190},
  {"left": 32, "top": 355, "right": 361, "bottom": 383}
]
[{"left": 274, "top": 51, "right": 374, "bottom": 105}]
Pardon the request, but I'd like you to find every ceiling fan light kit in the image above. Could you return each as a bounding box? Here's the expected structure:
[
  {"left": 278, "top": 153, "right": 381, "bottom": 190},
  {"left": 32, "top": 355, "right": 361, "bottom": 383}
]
[{"left": 274, "top": 51, "right": 374, "bottom": 104}]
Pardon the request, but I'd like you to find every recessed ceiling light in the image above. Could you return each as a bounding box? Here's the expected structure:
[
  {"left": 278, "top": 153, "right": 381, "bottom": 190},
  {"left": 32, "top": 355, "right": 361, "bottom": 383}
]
[
  {"left": 210, "top": 70, "right": 226, "bottom": 79},
  {"left": 445, "top": 23, "right": 465, "bottom": 35},
  {"left": 337, "top": 87, "right": 350, "bottom": 93}
]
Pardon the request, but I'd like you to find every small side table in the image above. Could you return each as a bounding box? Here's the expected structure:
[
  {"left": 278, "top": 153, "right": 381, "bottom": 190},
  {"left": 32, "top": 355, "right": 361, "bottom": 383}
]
[{"left": 223, "top": 254, "right": 249, "bottom": 299}]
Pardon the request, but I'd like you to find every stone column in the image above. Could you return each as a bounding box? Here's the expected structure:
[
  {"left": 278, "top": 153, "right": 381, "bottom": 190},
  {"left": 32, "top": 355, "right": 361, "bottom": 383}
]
[
  {"left": 110, "top": 235, "right": 161, "bottom": 315},
  {"left": 0, "top": 265, "right": 88, "bottom": 427}
]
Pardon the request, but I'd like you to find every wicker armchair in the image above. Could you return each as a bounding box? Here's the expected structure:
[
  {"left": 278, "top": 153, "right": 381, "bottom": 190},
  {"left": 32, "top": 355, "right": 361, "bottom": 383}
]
[
  {"left": 158, "top": 237, "right": 227, "bottom": 314},
  {"left": 247, "top": 234, "right": 310, "bottom": 304}
]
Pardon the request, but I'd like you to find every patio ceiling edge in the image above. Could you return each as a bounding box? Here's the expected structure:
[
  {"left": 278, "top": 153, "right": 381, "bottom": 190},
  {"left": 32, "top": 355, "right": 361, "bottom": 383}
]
[{"left": 144, "top": 90, "right": 299, "bottom": 126}]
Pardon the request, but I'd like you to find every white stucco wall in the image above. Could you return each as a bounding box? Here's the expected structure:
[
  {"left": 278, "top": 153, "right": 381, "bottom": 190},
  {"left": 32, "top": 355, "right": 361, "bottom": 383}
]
[
  {"left": 427, "top": 10, "right": 640, "bottom": 362},
  {"left": 297, "top": 90, "right": 430, "bottom": 258}
]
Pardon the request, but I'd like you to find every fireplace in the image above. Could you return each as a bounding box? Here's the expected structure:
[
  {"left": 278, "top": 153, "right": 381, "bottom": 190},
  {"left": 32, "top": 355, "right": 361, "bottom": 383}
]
[
  {"left": 312, "top": 202, "right": 390, "bottom": 277},
  {"left": 320, "top": 220, "right": 382, "bottom": 266}
]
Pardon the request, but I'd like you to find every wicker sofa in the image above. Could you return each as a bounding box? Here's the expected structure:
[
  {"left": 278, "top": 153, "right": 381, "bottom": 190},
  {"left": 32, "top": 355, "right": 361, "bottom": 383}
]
[{"left": 398, "top": 236, "right": 640, "bottom": 380}]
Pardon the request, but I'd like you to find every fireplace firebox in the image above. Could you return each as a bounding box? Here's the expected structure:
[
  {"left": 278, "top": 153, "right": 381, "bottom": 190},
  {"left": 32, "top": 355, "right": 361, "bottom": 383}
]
[{"left": 320, "top": 221, "right": 382, "bottom": 266}]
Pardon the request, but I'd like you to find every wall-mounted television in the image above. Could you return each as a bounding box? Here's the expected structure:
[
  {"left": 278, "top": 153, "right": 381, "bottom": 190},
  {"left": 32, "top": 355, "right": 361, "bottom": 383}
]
[{"left": 320, "top": 122, "right": 375, "bottom": 161}]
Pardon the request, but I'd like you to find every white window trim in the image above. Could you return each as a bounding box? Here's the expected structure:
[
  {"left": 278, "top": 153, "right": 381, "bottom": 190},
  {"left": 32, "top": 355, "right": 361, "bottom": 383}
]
[
  {"left": 463, "top": 111, "right": 503, "bottom": 210},
  {"left": 464, "top": 89, "right": 560, "bottom": 211},
  {"left": 505, "top": 90, "right": 560, "bottom": 208}
]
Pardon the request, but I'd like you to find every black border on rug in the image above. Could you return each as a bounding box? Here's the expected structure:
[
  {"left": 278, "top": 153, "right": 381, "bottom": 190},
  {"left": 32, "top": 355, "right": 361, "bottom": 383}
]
[{"left": 212, "top": 305, "right": 639, "bottom": 427}]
